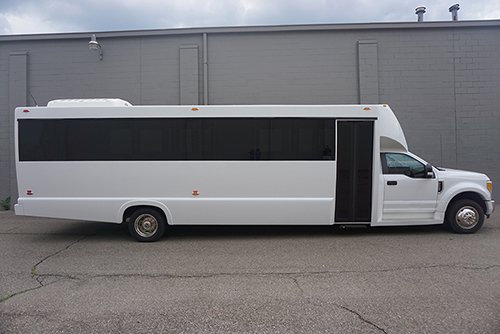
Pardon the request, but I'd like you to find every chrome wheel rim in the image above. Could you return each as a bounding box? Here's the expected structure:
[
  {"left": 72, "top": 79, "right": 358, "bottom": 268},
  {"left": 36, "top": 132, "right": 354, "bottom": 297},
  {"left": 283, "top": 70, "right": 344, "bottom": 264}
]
[
  {"left": 134, "top": 214, "right": 158, "bottom": 238},
  {"left": 455, "top": 206, "right": 479, "bottom": 229}
]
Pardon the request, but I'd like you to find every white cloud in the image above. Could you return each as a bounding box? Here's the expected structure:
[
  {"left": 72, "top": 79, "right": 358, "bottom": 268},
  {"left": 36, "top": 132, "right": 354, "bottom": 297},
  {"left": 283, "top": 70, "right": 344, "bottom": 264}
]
[
  {"left": 0, "top": 0, "right": 498, "bottom": 35},
  {"left": 1, "top": 12, "right": 79, "bottom": 34},
  {"left": 0, "top": 0, "right": 83, "bottom": 34}
]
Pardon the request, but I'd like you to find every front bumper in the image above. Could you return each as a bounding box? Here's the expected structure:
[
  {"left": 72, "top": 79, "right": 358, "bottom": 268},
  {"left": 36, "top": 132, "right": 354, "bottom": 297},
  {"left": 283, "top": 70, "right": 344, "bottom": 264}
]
[{"left": 485, "top": 200, "right": 495, "bottom": 217}]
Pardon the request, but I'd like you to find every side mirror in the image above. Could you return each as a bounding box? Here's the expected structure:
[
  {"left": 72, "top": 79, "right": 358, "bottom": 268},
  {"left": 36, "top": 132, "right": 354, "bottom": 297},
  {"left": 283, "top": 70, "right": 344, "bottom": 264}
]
[{"left": 424, "top": 163, "right": 434, "bottom": 178}]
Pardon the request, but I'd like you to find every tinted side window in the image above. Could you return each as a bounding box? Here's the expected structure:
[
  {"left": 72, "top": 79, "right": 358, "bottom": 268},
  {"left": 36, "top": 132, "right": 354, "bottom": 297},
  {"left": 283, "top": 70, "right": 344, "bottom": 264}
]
[
  {"left": 209, "top": 119, "right": 269, "bottom": 160},
  {"left": 18, "top": 120, "right": 66, "bottom": 161},
  {"left": 381, "top": 153, "right": 426, "bottom": 178},
  {"left": 184, "top": 119, "right": 269, "bottom": 160},
  {"left": 19, "top": 118, "right": 336, "bottom": 161},
  {"left": 66, "top": 119, "right": 111, "bottom": 160},
  {"left": 270, "top": 119, "right": 335, "bottom": 160}
]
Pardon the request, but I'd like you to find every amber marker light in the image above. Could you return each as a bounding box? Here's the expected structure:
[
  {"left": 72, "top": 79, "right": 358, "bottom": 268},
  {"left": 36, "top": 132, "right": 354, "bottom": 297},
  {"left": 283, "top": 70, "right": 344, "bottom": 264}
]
[
  {"left": 363, "top": 107, "right": 371, "bottom": 111},
  {"left": 191, "top": 107, "right": 199, "bottom": 111},
  {"left": 487, "top": 181, "right": 492, "bottom": 193}
]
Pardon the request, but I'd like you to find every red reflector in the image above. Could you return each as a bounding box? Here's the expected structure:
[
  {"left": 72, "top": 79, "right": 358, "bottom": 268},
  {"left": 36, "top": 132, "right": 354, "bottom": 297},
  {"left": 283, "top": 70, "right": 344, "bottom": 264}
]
[
  {"left": 23, "top": 109, "right": 30, "bottom": 113},
  {"left": 27, "top": 190, "right": 33, "bottom": 196}
]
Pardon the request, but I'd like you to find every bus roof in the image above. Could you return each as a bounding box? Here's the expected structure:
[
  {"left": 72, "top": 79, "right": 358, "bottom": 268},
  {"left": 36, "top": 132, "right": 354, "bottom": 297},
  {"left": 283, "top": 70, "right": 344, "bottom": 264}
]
[{"left": 16, "top": 102, "right": 408, "bottom": 152}]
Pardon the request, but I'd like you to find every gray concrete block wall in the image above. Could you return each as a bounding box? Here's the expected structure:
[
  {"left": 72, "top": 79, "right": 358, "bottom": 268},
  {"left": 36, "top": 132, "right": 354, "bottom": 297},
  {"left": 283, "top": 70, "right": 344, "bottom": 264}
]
[
  {"left": 0, "top": 53, "right": 10, "bottom": 200},
  {"left": 358, "top": 40, "right": 379, "bottom": 104},
  {"left": 138, "top": 35, "right": 202, "bottom": 105},
  {"left": 179, "top": 45, "right": 200, "bottom": 104},
  {"left": 376, "top": 29, "right": 458, "bottom": 169},
  {"left": 4, "top": 35, "right": 203, "bottom": 108},
  {"left": 12, "top": 38, "right": 141, "bottom": 105},
  {"left": 452, "top": 27, "right": 500, "bottom": 190},
  {"left": 208, "top": 31, "right": 359, "bottom": 105},
  {"left": 6, "top": 52, "right": 28, "bottom": 205},
  {"left": 0, "top": 22, "right": 499, "bottom": 201}
]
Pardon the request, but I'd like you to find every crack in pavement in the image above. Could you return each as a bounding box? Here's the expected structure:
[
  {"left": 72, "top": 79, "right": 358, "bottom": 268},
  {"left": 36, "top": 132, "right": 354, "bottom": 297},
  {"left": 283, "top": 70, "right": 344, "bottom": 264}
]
[
  {"left": 0, "top": 286, "right": 43, "bottom": 304},
  {"left": 291, "top": 277, "right": 305, "bottom": 297},
  {"left": 2, "top": 234, "right": 498, "bottom": 312},
  {"left": 33, "top": 262, "right": 499, "bottom": 282},
  {"left": 0, "top": 234, "right": 91, "bottom": 304},
  {"left": 0, "top": 279, "right": 64, "bottom": 304},
  {"left": 17, "top": 260, "right": 493, "bottom": 312},
  {"left": 291, "top": 276, "right": 387, "bottom": 333},
  {"left": 31, "top": 234, "right": 91, "bottom": 283},
  {"left": 36, "top": 273, "right": 81, "bottom": 281},
  {"left": 334, "top": 303, "right": 388, "bottom": 334}
]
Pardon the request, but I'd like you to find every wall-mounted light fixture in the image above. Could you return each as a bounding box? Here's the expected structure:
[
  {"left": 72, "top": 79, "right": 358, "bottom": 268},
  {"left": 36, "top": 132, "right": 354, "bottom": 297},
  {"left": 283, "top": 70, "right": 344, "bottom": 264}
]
[{"left": 88, "top": 34, "right": 103, "bottom": 60}]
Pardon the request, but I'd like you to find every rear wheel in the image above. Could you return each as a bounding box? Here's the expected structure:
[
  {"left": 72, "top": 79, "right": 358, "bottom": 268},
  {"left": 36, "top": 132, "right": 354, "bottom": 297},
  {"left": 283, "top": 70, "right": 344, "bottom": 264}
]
[
  {"left": 128, "top": 208, "right": 166, "bottom": 242},
  {"left": 445, "top": 199, "right": 484, "bottom": 234}
]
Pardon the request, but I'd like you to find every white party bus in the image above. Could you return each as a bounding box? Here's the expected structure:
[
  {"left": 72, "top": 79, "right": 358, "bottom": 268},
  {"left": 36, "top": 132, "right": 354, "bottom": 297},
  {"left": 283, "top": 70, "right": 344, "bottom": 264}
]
[{"left": 14, "top": 99, "right": 494, "bottom": 241}]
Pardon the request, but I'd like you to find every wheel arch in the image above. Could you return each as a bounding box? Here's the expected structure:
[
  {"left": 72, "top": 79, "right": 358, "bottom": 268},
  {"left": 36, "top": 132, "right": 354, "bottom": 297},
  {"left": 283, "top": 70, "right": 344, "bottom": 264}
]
[
  {"left": 445, "top": 191, "right": 487, "bottom": 217},
  {"left": 118, "top": 200, "right": 173, "bottom": 225}
]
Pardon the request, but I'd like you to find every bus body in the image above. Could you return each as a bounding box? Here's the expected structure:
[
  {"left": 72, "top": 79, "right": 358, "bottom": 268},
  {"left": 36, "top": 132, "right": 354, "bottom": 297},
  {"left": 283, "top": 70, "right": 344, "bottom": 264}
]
[{"left": 14, "top": 100, "right": 494, "bottom": 241}]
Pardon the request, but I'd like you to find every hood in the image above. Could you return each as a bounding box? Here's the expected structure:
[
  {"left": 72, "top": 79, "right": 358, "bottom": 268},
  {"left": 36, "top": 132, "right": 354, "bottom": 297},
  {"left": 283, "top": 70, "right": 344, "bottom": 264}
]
[{"left": 436, "top": 167, "right": 489, "bottom": 180}]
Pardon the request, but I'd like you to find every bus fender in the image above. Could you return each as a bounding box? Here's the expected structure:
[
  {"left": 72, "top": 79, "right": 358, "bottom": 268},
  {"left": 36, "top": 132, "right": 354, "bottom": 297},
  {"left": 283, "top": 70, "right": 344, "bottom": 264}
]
[{"left": 117, "top": 200, "right": 174, "bottom": 225}]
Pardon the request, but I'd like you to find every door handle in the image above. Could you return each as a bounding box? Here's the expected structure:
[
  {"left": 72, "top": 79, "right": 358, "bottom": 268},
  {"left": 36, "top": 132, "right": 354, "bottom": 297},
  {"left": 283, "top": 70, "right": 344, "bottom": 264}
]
[{"left": 387, "top": 181, "right": 397, "bottom": 186}]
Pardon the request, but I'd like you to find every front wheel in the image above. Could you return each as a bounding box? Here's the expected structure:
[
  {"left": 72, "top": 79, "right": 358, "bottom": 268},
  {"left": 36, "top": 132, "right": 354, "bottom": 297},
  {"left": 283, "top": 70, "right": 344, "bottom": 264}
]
[
  {"left": 445, "top": 199, "right": 484, "bottom": 234},
  {"left": 128, "top": 208, "right": 166, "bottom": 242}
]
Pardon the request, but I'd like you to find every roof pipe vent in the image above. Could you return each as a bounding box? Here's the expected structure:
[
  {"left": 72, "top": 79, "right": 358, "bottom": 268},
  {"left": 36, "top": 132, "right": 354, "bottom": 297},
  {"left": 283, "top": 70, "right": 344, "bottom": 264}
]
[
  {"left": 415, "top": 6, "right": 426, "bottom": 22},
  {"left": 449, "top": 4, "right": 460, "bottom": 21}
]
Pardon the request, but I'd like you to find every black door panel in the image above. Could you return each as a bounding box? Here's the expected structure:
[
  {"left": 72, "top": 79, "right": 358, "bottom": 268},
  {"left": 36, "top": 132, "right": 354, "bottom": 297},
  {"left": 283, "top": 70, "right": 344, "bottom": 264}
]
[{"left": 335, "top": 121, "right": 374, "bottom": 222}]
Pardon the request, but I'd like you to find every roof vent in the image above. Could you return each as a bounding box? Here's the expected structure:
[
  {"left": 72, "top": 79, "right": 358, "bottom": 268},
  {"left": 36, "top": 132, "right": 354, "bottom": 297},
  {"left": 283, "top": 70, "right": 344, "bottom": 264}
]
[
  {"left": 415, "top": 6, "right": 426, "bottom": 22},
  {"left": 449, "top": 4, "right": 460, "bottom": 21},
  {"left": 47, "top": 99, "right": 132, "bottom": 107}
]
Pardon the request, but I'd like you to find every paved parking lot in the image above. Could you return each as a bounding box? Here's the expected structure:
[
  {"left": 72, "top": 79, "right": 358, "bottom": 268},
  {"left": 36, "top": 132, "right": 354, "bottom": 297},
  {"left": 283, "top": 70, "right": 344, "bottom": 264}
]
[{"left": 0, "top": 210, "right": 499, "bottom": 333}]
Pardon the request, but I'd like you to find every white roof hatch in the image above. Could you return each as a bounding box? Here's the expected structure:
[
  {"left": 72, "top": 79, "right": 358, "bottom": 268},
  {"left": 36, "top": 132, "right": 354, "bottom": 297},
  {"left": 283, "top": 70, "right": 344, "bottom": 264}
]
[{"left": 47, "top": 99, "right": 132, "bottom": 107}]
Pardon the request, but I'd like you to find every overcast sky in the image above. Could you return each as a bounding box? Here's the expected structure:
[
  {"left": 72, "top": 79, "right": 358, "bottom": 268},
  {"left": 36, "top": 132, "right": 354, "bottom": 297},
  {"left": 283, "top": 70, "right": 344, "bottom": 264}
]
[{"left": 1, "top": 0, "right": 499, "bottom": 35}]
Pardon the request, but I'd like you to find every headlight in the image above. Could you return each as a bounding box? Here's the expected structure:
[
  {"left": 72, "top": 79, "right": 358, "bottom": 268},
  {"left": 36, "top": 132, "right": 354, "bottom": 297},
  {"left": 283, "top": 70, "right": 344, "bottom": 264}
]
[{"left": 487, "top": 181, "right": 492, "bottom": 193}]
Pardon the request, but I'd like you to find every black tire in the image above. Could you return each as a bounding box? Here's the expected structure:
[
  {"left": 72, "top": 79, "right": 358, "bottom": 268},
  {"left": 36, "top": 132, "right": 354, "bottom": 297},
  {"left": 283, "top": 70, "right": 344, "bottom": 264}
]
[
  {"left": 445, "top": 199, "right": 484, "bottom": 234},
  {"left": 128, "top": 208, "right": 166, "bottom": 242}
]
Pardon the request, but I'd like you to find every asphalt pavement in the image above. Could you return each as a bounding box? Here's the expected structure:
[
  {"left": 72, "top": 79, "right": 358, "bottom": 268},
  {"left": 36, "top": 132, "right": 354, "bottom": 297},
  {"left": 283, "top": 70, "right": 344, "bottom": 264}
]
[{"left": 0, "top": 210, "right": 499, "bottom": 333}]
